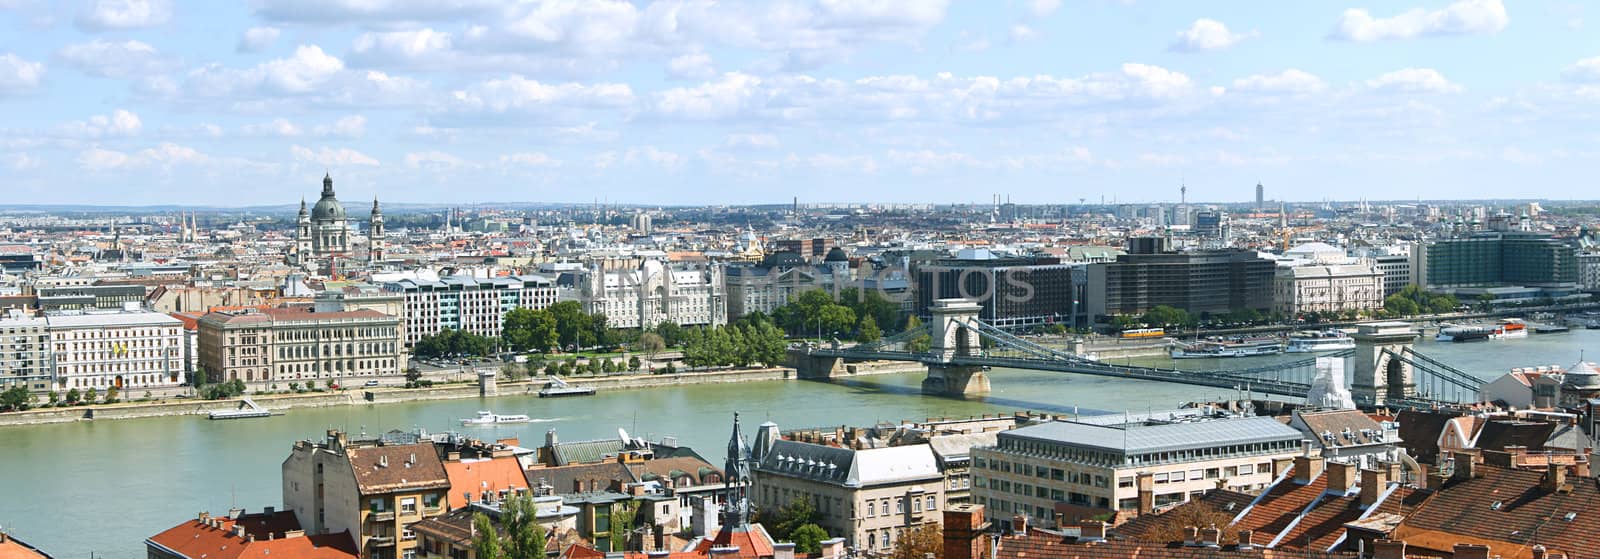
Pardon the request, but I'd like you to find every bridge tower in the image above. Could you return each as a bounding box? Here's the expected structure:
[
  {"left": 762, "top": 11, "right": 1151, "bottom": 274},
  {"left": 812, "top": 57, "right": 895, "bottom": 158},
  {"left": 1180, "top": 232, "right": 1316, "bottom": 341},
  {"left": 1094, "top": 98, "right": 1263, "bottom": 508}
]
[
  {"left": 1350, "top": 321, "right": 1418, "bottom": 407},
  {"left": 922, "top": 299, "right": 992, "bottom": 397}
]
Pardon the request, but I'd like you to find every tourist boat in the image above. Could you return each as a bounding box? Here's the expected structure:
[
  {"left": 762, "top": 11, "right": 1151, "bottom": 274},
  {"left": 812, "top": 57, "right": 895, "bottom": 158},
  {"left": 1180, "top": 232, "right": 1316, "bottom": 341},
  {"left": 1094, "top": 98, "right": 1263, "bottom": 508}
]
[
  {"left": 1285, "top": 330, "right": 1357, "bottom": 353},
  {"left": 1493, "top": 319, "right": 1528, "bottom": 339},
  {"left": 1435, "top": 324, "right": 1493, "bottom": 342},
  {"left": 460, "top": 411, "right": 532, "bottom": 425},
  {"left": 1171, "top": 338, "right": 1282, "bottom": 359}
]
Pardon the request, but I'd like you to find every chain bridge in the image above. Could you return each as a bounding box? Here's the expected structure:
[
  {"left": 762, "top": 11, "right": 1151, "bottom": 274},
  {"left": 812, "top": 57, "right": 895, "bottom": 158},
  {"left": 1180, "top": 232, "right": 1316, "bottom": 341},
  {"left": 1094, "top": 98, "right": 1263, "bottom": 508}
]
[{"left": 789, "top": 299, "right": 1482, "bottom": 407}]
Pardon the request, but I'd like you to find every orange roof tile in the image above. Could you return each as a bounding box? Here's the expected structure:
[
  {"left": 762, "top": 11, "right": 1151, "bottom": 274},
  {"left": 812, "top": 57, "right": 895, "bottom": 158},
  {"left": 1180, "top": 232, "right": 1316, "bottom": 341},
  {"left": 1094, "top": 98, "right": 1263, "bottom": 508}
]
[{"left": 444, "top": 456, "right": 531, "bottom": 509}]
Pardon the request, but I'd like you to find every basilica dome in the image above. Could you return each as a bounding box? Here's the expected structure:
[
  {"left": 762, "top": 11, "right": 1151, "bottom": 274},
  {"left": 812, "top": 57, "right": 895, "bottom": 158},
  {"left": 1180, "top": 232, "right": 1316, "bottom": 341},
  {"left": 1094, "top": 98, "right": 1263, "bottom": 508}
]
[{"left": 311, "top": 173, "right": 346, "bottom": 221}]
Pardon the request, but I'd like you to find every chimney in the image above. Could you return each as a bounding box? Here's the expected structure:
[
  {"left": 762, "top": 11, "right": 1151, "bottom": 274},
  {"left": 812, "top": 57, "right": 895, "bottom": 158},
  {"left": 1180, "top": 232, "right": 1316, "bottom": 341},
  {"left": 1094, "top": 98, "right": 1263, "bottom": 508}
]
[
  {"left": 1294, "top": 453, "right": 1325, "bottom": 484},
  {"left": 1237, "top": 530, "right": 1255, "bottom": 549},
  {"left": 1533, "top": 545, "right": 1548, "bottom": 559},
  {"left": 1577, "top": 458, "right": 1591, "bottom": 478},
  {"left": 1326, "top": 460, "right": 1358, "bottom": 494},
  {"left": 379, "top": 454, "right": 389, "bottom": 468},
  {"left": 1011, "top": 515, "right": 1029, "bottom": 535},
  {"left": 943, "top": 505, "right": 989, "bottom": 559},
  {"left": 264, "top": 506, "right": 274, "bottom": 515},
  {"left": 772, "top": 543, "right": 796, "bottom": 559},
  {"left": 1361, "top": 468, "right": 1391, "bottom": 508},
  {"left": 232, "top": 525, "right": 246, "bottom": 539},
  {"left": 1373, "top": 539, "right": 1407, "bottom": 559},
  {"left": 1078, "top": 521, "right": 1106, "bottom": 541},
  {"left": 0, "top": 531, "right": 7, "bottom": 544},
  {"left": 1453, "top": 544, "right": 1492, "bottom": 559},
  {"left": 818, "top": 537, "right": 846, "bottom": 559},
  {"left": 1452, "top": 451, "right": 1479, "bottom": 482},
  {"left": 1382, "top": 460, "right": 1403, "bottom": 484},
  {"left": 1136, "top": 472, "right": 1155, "bottom": 514},
  {"left": 1199, "top": 527, "right": 1222, "bottom": 548},
  {"left": 1272, "top": 457, "right": 1295, "bottom": 478},
  {"left": 1542, "top": 462, "right": 1567, "bottom": 493},
  {"left": 1183, "top": 527, "right": 1200, "bottom": 546}
]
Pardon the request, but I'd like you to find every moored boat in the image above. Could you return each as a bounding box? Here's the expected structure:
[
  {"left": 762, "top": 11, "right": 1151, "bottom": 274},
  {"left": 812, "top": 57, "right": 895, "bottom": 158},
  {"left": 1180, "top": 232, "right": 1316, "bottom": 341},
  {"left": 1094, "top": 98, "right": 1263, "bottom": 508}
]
[{"left": 461, "top": 411, "right": 532, "bottom": 425}]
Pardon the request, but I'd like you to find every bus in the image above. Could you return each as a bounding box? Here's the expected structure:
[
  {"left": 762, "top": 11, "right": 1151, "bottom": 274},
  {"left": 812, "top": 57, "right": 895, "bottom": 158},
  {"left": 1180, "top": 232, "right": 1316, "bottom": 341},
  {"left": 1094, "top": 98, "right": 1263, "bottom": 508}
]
[{"left": 1119, "top": 327, "right": 1165, "bottom": 339}]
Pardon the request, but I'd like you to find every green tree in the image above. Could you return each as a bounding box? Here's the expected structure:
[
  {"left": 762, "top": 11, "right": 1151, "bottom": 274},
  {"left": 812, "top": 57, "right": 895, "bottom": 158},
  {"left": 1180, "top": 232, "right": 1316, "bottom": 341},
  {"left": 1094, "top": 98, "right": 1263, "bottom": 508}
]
[
  {"left": 0, "top": 385, "right": 30, "bottom": 411},
  {"left": 628, "top": 355, "right": 641, "bottom": 371},
  {"left": 889, "top": 522, "right": 943, "bottom": 559},
  {"left": 501, "top": 495, "right": 547, "bottom": 559},
  {"left": 904, "top": 315, "right": 931, "bottom": 353},
  {"left": 608, "top": 502, "right": 636, "bottom": 552},
  {"left": 191, "top": 366, "right": 208, "bottom": 388},
  {"left": 1140, "top": 305, "right": 1193, "bottom": 329},
  {"left": 85, "top": 387, "right": 98, "bottom": 403},
  {"left": 46, "top": 391, "right": 59, "bottom": 406},
  {"left": 544, "top": 362, "right": 559, "bottom": 375},
  {"left": 503, "top": 308, "right": 558, "bottom": 353},
  {"left": 791, "top": 524, "right": 829, "bottom": 554},
  {"left": 473, "top": 513, "right": 504, "bottom": 559},
  {"left": 104, "top": 386, "right": 119, "bottom": 403},
  {"left": 857, "top": 314, "right": 882, "bottom": 343},
  {"left": 635, "top": 332, "right": 666, "bottom": 362},
  {"left": 65, "top": 388, "right": 81, "bottom": 404},
  {"left": 405, "top": 366, "right": 422, "bottom": 384},
  {"left": 768, "top": 498, "right": 821, "bottom": 542},
  {"left": 654, "top": 321, "right": 685, "bottom": 347}
]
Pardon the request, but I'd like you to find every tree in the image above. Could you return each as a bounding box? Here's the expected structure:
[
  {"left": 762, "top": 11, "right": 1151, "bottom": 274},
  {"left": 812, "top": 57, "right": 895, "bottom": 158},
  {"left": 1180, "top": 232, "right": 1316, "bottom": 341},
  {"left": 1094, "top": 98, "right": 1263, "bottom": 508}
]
[
  {"left": 501, "top": 495, "right": 547, "bottom": 559},
  {"left": 191, "top": 367, "right": 208, "bottom": 388},
  {"left": 791, "top": 524, "right": 829, "bottom": 555},
  {"left": 889, "top": 523, "right": 943, "bottom": 559},
  {"left": 405, "top": 366, "right": 422, "bottom": 384},
  {"left": 1127, "top": 502, "right": 1238, "bottom": 545},
  {"left": 628, "top": 355, "right": 641, "bottom": 371},
  {"left": 636, "top": 332, "right": 666, "bottom": 362},
  {"left": 654, "top": 322, "right": 685, "bottom": 347},
  {"left": 104, "top": 386, "right": 119, "bottom": 403},
  {"left": 85, "top": 388, "right": 98, "bottom": 403},
  {"left": 473, "top": 513, "right": 504, "bottom": 559},
  {"left": 544, "top": 362, "right": 559, "bottom": 375},
  {"left": 857, "top": 314, "right": 882, "bottom": 344},
  {"left": 46, "top": 391, "right": 58, "bottom": 406},
  {"left": 0, "top": 385, "right": 30, "bottom": 412},
  {"left": 768, "top": 498, "right": 821, "bottom": 542},
  {"left": 503, "top": 307, "right": 559, "bottom": 353},
  {"left": 1141, "top": 305, "right": 1193, "bottom": 329},
  {"left": 65, "top": 388, "right": 81, "bottom": 404},
  {"left": 608, "top": 502, "right": 636, "bottom": 552},
  {"left": 905, "top": 315, "right": 931, "bottom": 353}
]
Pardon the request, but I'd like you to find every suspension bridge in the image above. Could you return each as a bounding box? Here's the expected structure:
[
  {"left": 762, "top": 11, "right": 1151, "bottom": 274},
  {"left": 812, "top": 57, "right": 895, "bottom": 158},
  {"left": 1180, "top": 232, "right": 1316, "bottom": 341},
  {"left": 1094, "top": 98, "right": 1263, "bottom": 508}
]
[{"left": 789, "top": 299, "right": 1483, "bottom": 407}]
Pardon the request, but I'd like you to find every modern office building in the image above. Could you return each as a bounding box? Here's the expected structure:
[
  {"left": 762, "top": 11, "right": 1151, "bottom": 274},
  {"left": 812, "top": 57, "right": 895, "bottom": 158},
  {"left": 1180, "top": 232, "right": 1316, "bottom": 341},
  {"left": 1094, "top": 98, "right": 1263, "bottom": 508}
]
[
  {"left": 196, "top": 306, "right": 404, "bottom": 384},
  {"left": 914, "top": 253, "right": 1075, "bottom": 327},
  {"left": 35, "top": 285, "right": 145, "bottom": 312},
  {"left": 970, "top": 411, "right": 1305, "bottom": 526},
  {"left": 1415, "top": 232, "right": 1577, "bottom": 289},
  {"left": 47, "top": 309, "right": 186, "bottom": 392},
  {"left": 1578, "top": 252, "right": 1600, "bottom": 291},
  {"left": 0, "top": 310, "right": 52, "bottom": 393},
  {"left": 1084, "top": 239, "right": 1275, "bottom": 322},
  {"left": 383, "top": 275, "right": 559, "bottom": 346},
  {"left": 1374, "top": 253, "right": 1412, "bottom": 296}
]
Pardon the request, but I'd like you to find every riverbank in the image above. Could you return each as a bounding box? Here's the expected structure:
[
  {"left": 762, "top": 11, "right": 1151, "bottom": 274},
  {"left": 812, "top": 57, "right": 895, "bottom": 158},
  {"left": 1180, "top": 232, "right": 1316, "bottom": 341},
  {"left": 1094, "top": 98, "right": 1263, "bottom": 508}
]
[{"left": 0, "top": 361, "right": 928, "bottom": 427}]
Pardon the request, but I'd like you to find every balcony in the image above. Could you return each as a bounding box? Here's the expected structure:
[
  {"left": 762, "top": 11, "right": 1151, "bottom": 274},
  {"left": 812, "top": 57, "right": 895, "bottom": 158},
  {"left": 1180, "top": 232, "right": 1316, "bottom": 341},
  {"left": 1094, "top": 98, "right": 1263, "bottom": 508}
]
[
  {"left": 367, "top": 536, "right": 396, "bottom": 547},
  {"left": 370, "top": 510, "right": 396, "bottom": 522}
]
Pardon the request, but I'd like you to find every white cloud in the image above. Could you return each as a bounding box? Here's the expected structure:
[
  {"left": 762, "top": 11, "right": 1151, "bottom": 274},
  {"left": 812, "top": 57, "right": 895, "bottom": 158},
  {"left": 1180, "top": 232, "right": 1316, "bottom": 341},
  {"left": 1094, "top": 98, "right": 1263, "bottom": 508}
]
[
  {"left": 1563, "top": 56, "right": 1600, "bottom": 82},
  {"left": 1009, "top": 24, "right": 1039, "bottom": 42},
  {"left": 351, "top": 28, "right": 455, "bottom": 67},
  {"left": 314, "top": 115, "right": 366, "bottom": 138},
  {"left": 0, "top": 53, "right": 45, "bottom": 94},
  {"left": 448, "top": 75, "right": 634, "bottom": 115},
  {"left": 1026, "top": 0, "right": 1062, "bottom": 17},
  {"left": 76, "top": 0, "right": 172, "bottom": 30},
  {"left": 724, "top": 133, "right": 779, "bottom": 149},
  {"left": 57, "top": 39, "right": 174, "bottom": 78},
  {"left": 77, "top": 147, "right": 130, "bottom": 170},
  {"left": 1365, "top": 68, "right": 1463, "bottom": 94},
  {"left": 667, "top": 52, "right": 715, "bottom": 81},
  {"left": 253, "top": 0, "right": 495, "bottom": 23},
  {"left": 290, "top": 145, "right": 379, "bottom": 166},
  {"left": 61, "top": 109, "right": 142, "bottom": 138},
  {"left": 497, "top": 152, "right": 562, "bottom": 167},
  {"left": 625, "top": 146, "right": 682, "bottom": 168},
  {"left": 1331, "top": 0, "right": 1508, "bottom": 41},
  {"left": 1501, "top": 146, "right": 1539, "bottom": 164},
  {"left": 76, "top": 142, "right": 210, "bottom": 171},
  {"left": 182, "top": 45, "right": 359, "bottom": 100},
  {"left": 242, "top": 118, "right": 303, "bottom": 137},
  {"left": 1170, "top": 18, "right": 1253, "bottom": 52},
  {"left": 5, "top": 152, "right": 41, "bottom": 171},
  {"left": 238, "top": 27, "right": 281, "bottom": 53},
  {"left": 655, "top": 72, "right": 765, "bottom": 119},
  {"left": 405, "top": 150, "right": 470, "bottom": 169},
  {"left": 1231, "top": 69, "right": 1326, "bottom": 94}
]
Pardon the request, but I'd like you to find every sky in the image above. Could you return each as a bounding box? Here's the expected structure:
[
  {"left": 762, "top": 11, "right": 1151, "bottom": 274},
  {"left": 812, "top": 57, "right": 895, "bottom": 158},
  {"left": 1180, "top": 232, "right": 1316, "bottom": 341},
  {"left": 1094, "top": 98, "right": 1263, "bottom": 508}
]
[{"left": 1, "top": 0, "right": 1599, "bottom": 207}]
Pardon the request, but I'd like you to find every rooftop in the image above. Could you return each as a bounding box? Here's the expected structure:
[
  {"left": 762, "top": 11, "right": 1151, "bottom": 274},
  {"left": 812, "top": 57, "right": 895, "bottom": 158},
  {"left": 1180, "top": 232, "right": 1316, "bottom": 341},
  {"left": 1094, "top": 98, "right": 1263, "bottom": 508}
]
[{"left": 1002, "top": 416, "right": 1304, "bottom": 456}]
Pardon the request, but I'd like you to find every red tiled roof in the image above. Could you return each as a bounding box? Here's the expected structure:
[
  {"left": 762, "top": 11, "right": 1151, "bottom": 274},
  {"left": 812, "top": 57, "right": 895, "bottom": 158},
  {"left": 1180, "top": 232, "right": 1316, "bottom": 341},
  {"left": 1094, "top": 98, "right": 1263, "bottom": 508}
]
[
  {"left": 146, "top": 513, "right": 357, "bottom": 559},
  {"left": 444, "top": 456, "right": 530, "bottom": 509},
  {"left": 1393, "top": 465, "right": 1600, "bottom": 559},
  {"left": 347, "top": 443, "right": 451, "bottom": 494},
  {"left": 995, "top": 531, "right": 1361, "bottom": 559},
  {"left": 1234, "top": 466, "right": 1330, "bottom": 540}
]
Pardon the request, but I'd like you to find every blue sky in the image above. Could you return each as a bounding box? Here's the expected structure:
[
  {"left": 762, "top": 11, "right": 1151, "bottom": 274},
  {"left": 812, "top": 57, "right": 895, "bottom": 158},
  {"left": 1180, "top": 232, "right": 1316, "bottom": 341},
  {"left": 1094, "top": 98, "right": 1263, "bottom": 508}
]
[{"left": 1, "top": 0, "right": 1598, "bottom": 206}]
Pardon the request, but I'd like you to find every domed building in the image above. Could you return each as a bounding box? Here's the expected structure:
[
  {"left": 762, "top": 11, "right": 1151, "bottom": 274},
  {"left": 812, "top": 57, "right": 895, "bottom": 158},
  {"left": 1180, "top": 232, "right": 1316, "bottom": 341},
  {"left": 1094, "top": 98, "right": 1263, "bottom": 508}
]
[{"left": 293, "top": 173, "right": 381, "bottom": 268}]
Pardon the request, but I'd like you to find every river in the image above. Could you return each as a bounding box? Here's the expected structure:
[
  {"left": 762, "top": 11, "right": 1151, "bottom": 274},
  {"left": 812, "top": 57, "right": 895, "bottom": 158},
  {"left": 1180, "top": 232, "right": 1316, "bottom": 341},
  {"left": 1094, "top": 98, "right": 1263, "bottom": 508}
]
[{"left": 2, "top": 328, "right": 1595, "bottom": 558}]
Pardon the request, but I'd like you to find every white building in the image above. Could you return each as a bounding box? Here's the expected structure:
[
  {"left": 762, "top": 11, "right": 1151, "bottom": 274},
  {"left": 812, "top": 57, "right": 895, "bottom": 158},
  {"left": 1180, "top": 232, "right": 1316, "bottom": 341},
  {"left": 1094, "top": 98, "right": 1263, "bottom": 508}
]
[
  {"left": 384, "top": 275, "right": 559, "bottom": 346},
  {"left": 1274, "top": 243, "right": 1384, "bottom": 316},
  {"left": 1579, "top": 252, "right": 1600, "bottom": 290},
  {"left": 47, "top": 309, "right": 186, "bottom": 392},
  {"left": 0, "top": 310, "right": 52, "bottom": 393},
  {"left": 573, "top": 260, "right": 726, "bottom": 329}
]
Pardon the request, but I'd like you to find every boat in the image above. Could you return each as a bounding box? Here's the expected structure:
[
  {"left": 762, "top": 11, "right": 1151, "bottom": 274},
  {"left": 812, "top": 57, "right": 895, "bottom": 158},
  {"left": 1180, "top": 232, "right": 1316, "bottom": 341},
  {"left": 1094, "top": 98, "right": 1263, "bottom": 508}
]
[
  {"left": 1493, "top": 319, "right": 1528, "bottom": 339},
  {"left": 1533, "top": 324, "right": 1570, "bottom": 334},
  {"left": 1171, "top": 338, "right": 1282, "bottom": 359},
  {"left": 1435, "top": 324, "right": 1493, "bottom": 342},
  {"left": 1285, "top": 330, "right": 1357, "bottom": 353},
  {"left": 208, "top": 397, "right": 276, "bottom": 420},
  {"left": 460, "top": 411, "right": 532, "bottom": 425},
  {"left": 538, "top": 375, "right": 596, "bottom": 398}
]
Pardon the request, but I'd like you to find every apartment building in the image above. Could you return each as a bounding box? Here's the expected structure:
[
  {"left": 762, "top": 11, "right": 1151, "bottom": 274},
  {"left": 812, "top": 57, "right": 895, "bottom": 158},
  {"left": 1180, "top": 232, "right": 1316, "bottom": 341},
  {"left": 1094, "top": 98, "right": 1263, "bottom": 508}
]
[
  {"left": 47, "top": 309, "right": 186, "bottom": 392},
  {"left": 0, "top": 310, "right": 51, "bottom": 393},
  {"left": 753, "top": 439, "right": 945, "bottom": 553},
  {"left": 384, "top": 275, "right": 558, "bottom": 346},
  {"left": 971, "top": 411, "right": 1305, "bottom": 527},
  {"left": 196, "top": 306, "right": 404, "bottom": 384},
  {"left": 283, "top": 430, "right": 451, "bottom": 559}
]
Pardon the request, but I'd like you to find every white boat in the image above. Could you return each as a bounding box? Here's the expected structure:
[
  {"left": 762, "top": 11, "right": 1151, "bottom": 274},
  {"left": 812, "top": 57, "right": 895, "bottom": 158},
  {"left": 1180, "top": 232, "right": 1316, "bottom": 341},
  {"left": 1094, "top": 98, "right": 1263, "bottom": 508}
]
[
  {"left": 1171, "top": 339, "right": 1282, "bottom": 359},
  {"left": 1285, "top": 330, "right": 1356, "bottom": 353},
  {"left": 460, "top": 411, "right": 532, "bottom": 425}
]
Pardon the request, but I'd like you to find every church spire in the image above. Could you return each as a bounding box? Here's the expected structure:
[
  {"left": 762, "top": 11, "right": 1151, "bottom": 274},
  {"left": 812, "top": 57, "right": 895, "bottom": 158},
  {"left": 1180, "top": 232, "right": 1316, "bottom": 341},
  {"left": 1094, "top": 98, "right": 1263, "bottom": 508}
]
[
  {"left": 721, "top": 412, "right": 752, "bottom": 528},
  {"left": 322, "top": 172, "right": 335, "bottom": 197}
]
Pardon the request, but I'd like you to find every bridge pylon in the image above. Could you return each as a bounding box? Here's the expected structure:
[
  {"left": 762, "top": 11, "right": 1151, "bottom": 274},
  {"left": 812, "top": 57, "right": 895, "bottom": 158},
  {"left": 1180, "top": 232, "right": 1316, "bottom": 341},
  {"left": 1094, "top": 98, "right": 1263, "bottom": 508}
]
[
  {"left": 922, "top": 299, "right": 991, "bottom": 396},
  {"left": 1350, "top": 321, "right": 1419, "bottom": 407}
]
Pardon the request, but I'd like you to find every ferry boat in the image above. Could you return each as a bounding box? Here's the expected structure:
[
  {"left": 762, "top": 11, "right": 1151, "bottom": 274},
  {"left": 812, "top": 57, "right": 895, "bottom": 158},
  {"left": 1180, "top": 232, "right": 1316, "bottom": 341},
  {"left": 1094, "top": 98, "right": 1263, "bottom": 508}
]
[
  {"left": 1171, "top": 338, "right": 1282, "bottom": 359},
  {"left": 1494, "top": 319, "right": 1528, "bottom": 339},
  {"left": 461, "top": 411, "right": 532, "bottom": 425},
  {"left": 538, "top": 375, "right": 596, "bottom": 398},
  {"left": 1285, "top": 330, "right": 1357, "bottom": 353},
  {"left": 1435, "top": 319, "right": 1527, "bottom": 342}
]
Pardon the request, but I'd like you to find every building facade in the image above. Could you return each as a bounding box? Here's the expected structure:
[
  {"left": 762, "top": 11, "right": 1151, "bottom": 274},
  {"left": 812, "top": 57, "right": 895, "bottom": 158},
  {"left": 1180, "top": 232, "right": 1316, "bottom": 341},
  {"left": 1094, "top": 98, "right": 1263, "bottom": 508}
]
[
  {"left": 971, "top": 413, "right": 1304, "bottom": 526},
  {"left": 573, "top": 260, "right": 726, "bottom": 329},
  {"left": 724, "top": 252, "right": 821, "bottom": 321},
  {"left": 47, "top": 310, "right": 186, "bottom": 392},
  {"left": 1085, "top": 242, "right": 1275, "bottom": 322},
  {"left": 384, "top": 275, "right": 559, "bottom": 346},
  {"left": 197, "top": 307, "right": 404, "bottom": 384},
  {"left": 1579, "top": 252, "right": 1600, "bottom": 291},
  {"left": 914, "top": 256, "right": 1075, "bottom": 327},
  {"left": 753, "top": 439, "right": 946, "bottom": 553},
  {"left": 1273, "top": 262, "right": 1385, "bottom": 316},
  {"left": 1374, "top": 253, "right": 1413, "bottom": 296},
  {"left": 1415, "top": 231, "right": 1577, "bottom": 289},
  {"left": 283, "top": 430, "right": 451, "bottom": 559},
  {"left": 0, "top": 310, "right": 52, "bottom": 393}
]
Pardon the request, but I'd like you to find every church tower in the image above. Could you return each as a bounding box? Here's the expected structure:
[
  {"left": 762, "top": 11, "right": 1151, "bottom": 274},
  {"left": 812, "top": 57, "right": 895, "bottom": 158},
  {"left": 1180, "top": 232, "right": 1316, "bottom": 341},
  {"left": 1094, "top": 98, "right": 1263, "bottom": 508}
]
[
  {"left": 369, "top": 197, "right": 385, "bottom": 264},
  {"left": 294, "top": 198, "right": 312, "bottom": 263}
]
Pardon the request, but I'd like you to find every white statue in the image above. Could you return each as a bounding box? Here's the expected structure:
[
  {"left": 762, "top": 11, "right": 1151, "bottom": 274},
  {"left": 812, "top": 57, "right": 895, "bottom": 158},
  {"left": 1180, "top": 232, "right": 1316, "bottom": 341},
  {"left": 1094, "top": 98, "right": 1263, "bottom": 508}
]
[{"left": 1306, "top": 356, "right": 1356, "bottom": 409}]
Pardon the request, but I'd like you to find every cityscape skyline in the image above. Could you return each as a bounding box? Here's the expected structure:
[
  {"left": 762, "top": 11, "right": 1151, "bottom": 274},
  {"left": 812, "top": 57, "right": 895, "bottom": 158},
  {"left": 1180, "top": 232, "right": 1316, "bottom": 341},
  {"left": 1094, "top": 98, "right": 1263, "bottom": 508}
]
[{"left": 5, "top": 1, "right": 1600, "bottom": 205}]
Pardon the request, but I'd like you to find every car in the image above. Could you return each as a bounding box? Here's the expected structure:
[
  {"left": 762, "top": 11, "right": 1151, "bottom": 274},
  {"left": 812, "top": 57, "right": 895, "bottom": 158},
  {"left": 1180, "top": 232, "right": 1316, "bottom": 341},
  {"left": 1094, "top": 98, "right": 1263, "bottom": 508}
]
[{"left": 363, "top": 380, "right": 381, "bottom": 387}]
